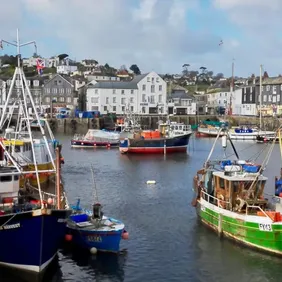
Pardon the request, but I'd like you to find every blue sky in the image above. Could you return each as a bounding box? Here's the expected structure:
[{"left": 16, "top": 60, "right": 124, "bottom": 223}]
[{"left": 1, "top": 0, "right": 282, "bottom": 78}]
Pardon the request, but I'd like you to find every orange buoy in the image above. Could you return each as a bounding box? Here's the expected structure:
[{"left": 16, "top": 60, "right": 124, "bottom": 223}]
[
  {"left": 121, "top": 230, "right": 129, "bottom": 240},
  {"left": 26, "top": 173, "right": 33, "bottom": 178},
  {"left": 65, "top": 234, "right": 73, "bottom": 242}
]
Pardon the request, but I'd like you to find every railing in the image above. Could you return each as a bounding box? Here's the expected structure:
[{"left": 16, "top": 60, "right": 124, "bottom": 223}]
[
  {"left": 245, "top": 204, "right": 274, "bottom": 222},
  {"left": 201, "top": 190, "right": 230, "bottom": 208}
]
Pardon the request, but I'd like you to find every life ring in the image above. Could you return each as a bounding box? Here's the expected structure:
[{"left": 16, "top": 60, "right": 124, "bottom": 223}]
[{"left": 218, "top": 194, "right": 226, "bottom": 209}]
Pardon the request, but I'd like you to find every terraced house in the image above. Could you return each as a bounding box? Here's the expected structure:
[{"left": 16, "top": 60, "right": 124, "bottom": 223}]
[{"left": 257, "top": 76, "right": 282, "bottom": 116}]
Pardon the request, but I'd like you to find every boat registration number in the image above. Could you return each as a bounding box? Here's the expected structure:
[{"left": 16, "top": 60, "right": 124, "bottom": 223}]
[
  {"left": 259, "top": 223, "right": 272, "bottom": 232},
  {"left": 88, "top": 235, "right": 102, "bottom": 242}
]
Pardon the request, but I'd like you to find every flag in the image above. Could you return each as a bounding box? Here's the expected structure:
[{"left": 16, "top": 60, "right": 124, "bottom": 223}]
[
  {"left": 219, "top": 40, "right": 223, "bottom": 46},
  {"left": 36, "top": 58, "right": 45, "bottom": 75}
]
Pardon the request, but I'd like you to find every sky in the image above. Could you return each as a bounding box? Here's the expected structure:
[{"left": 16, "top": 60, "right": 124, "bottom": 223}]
[{"left": 0, "top": 0, "right": 282, "bottom": 78}]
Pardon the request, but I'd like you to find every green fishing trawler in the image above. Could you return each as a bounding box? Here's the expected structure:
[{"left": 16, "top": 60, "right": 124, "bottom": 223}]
[{"left": 192, "top": 126, "right": 282, "bottom": 255}]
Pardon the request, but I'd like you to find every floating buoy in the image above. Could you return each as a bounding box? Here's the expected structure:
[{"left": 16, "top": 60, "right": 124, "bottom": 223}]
[
  {"left": 122, "top": 230, "right": 129, "bottom": 240},
  {"left": 90, "top": 247, "right": 97, "bottom": 254},
  {"left": 146, "top": 180, "right": 156, "bottom": 184},
  {"left": 47, "top": 198, "right": 54, "bottom": 205},
  {"left": 65, "top": 234, "right": 73, "bottom": 242},
  {"left": 94, "top": 143, "right": 96, "bottom": 147}
]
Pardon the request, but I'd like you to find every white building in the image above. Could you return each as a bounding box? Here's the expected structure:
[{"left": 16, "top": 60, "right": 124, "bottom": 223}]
[
  {"left": 86, "top": 75, "right": 120, "bottom": 82},
  {"left": 86, "top": 72, "right": 167, "bottom": 115},
  {"left": 232, "top": 88, "right": 242, "bottom": 115},
  {"left": 57, "top": 65, "right": 77, "bottom": 75}
]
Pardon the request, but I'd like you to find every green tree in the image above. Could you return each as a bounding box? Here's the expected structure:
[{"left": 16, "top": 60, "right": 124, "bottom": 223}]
[{"left": 130, "top": 64, "right": 141, "bottom": 75}]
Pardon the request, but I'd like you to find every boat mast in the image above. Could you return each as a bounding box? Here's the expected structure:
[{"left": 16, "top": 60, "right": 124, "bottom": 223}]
[
  {"left": 0, "top": 29, "right": 56, "bottom": 208},
  {"left": 259, "top": 64, "right": 262, "bottom": 129}
]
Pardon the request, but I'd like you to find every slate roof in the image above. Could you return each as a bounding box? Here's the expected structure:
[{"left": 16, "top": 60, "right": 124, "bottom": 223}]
[
  {"left": 257, "top": 77, "right": 282, "bottom": 85},
  {"left": 88, "top": 73, "right": 149, "bottom": 89}
]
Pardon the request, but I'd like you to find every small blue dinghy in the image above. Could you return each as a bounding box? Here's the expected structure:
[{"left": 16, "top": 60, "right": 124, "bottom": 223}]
[{"left": 65, "top": 200, "right": 128, "bottom": 253}]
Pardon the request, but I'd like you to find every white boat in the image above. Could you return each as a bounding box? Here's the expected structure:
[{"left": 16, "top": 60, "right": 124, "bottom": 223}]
[
  {"left": 229, "top": 126, "right": 275, "bottom": 140},
  {"left": 197, "top": 127, "right": 225, "bottom": 137},
  {"left": 71, "top": 129, "right": 120, "bottom": 148}
]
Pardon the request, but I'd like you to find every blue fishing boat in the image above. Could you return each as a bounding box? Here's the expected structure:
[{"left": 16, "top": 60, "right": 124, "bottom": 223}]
[
  {"left": 0, "top": 30, "right": 71, "bottom": 273},
  {"left": 65, "top": 200, "right": 128, "bottom": 253}
]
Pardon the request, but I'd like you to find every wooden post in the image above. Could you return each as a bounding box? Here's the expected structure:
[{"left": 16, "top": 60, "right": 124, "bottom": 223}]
[{"left": 56, "top": 147, "right": 61, "bottom": 209}]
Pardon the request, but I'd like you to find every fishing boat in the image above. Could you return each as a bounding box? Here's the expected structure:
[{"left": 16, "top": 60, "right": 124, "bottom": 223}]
[
  {"left": 71, "top": 129, "right": 120, "bottom": 148},
  {"left": 65, "top": 166, "right": 128, "bottom": 253},
  {"left": 119, "top": 120, "right": 193, "bottom": 154},
  {"left": 0, "top": 30, "right": 71, "bottom": 272},
  {"left": 66, "top": 200, "right": 128, "bottom": 253},
  {"left": 229, "top": 125, "right": 275, "bottom": 140},
  {"left": 192, "top": 124, "right": 282, "bottom": 256},
  {"left": 197, "top": 121, "right": 228, "bottom": 137}
]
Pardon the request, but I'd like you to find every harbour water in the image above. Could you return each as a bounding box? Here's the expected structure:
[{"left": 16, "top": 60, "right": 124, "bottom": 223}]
[{"left": 1, "top": 135, "right": 282, "bottom": 282}]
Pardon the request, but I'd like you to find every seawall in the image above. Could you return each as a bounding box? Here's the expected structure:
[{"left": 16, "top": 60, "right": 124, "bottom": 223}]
[{"left": 46, "top": 115, "right": 280, "bottom": 134}]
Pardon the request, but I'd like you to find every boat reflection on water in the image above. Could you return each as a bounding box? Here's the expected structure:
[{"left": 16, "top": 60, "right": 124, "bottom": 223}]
[
  {"left": 62, "top": 245, "right": 127, "bottom": 281},
  {"left": 0, "top": 255, "right": 63, "bottom": 282}
]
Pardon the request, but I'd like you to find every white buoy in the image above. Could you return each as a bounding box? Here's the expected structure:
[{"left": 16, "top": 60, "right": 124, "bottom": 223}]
[
  {"left": 90, "top": 247, "right": 97, "bottom": 255},
  {"left": 147, "top": 180, "right": 156, "bottom": 184}
]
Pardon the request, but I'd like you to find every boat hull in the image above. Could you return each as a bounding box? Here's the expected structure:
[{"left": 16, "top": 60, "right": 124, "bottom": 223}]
[
  {"left": 71, "top": 140, "right": 119, "bottom": 148},
  {"left": 196, "top": 198, "right": 282, "bottom": 255},
  {"left": 0, "top": 209, "right": 70, "bottom": 273},
  {"left": 119, "top": 133, "right": 192, "bottom": 154},
  {"left": 229, "top": 131, "right": 275, "bottom": 140},
  {"left": 66, "top": 227, "right": 124, "bottom": 252},
  {"left": 197, "top": 128, "right": 223, "bottom": 137}
]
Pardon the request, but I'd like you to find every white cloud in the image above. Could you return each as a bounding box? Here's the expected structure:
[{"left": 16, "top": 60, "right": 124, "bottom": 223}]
[{"left": 0, "top": 0, "right": 223, "bottom": 74}]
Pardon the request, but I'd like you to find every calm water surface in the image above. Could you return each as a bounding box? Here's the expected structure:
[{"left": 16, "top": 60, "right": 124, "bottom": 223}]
[{"left": 1, "top": 135, "right": 282, "bottom": 282}]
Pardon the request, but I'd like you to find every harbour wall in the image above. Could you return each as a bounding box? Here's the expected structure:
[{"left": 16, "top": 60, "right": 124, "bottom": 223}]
[{"left": 46, "top": 115, "right": 280, "bottom": 134}]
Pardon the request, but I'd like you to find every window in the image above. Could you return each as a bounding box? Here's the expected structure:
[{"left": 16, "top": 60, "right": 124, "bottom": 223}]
[
  {"left": 113, "top": 106, "right": 116, "bottom": 111},
  {"left": 131, "top": 106, "right": 134, "bottom": 112},
  {"left": 269, "top": 95, "right": 272, "bottom": 102},
  {"left": 91, "top": 106, "right": 99, "bottom": 111},
  {"left": 67, "top": 97, "right": 72, "bottom": 103},
  {"left": 0, "top": 175, "right": 12, "bottom": 182},
  {"left": 130, "top": 97, "right": 134, "bottom": 103},
  {"left": 158, "top": 95, "right": 162, "bottom": 103},
  {"left": 59, "top": 88, "right": 64, "bottom": 94},
  {"left": 104, "top": 106, "right": 107, "bottom": 111},
  {"left": 273, "top": 96, "right": 277, "bottom": 103},
  {"left": 266, "top": 85, "right": 270, "bottom": 91},
  {"left": 159, "top": 85, "right": 162, "bottom": 91},
  {"left": 91, "top": 97, "right": 99, "bottom": 103},
  {"left": 152, "top": 77, "right": 154, "bottom": 83},
  {"left": 142, "top": 94, "right": 146, "bottom": 102},
  {"left": 121, "top": 98, "right": 126, "bottom": 104},
  {"left": 121, "top": 90, "right": 125, "bottom": 94},
  {"left": 122, "top": 106, "right": 125, "bottom": 112},
  {"left": 95, "top": 89, "right": 98, "bottom": 94},
  {"left": 34, "top": 80, "right": 39, "bottom": 87},
  {"left": 67, "top": 88, "right": 72, "bottom": 94},
  {"left": 113, "top": 97, "right": 116, "bottom": 103},
  {"left": 52, "top": 88, "right": 57, "bottom": 94},
  {"left": 250, "top": 95, "right": 252, "bottom": 102},
  {"left": 278, "top": 95, "right": 281, "bottom": 102},
  {"left": 59, "top": 97, "right": 65, "bottom": 102},
  {"left": 142, "top": 85, "right": 146, "bottom": 91},
  {"left": 147, "top": 77, "right": 150, "bottom": 82},
  {"left": 106, "top": 97, "right": 109, "bottom": 104},
  {"left": 54, "top": 80, "right": 58, "bottom": 86},
  {"left": 280, "top": 85, "right": 282, "bottom": 91},
  {"left": 273, "top": 85, "right": 277, "bottom": 94},
  {"left": 156, "top": 77, "right": 160, "bottom": 82},
  {"left": 243, "top": 95, "right": 246, "bottom": 102},
  {"left": 150, "top": 96, "right": 155, "bottom": 103},
  {"left": 263, "top": 95, "right": 267, "bottom": 102},
  {"left": 131, "top": 89, "right": 134, "bottom": 94},
  {"left": 142, "top": 107, "right": 146, "bottom": 113},
  {"left": 113, "top": 89, "right": 116, "bottom": 94},
  {"left": 46, "top": 97, "right": 50, "bottom": 103},
  {"left": 151, "top": 85, "right": 155, "bottom": 93}
]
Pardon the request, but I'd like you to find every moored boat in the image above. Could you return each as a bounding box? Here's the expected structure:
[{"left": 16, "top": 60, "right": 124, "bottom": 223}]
[
  {"left": 71, "top": 129, "right": 120, "bottom": 148},
  {"left": 65, "top": 200, "right": 128, "bottom": 253},
  {"left": 196, "top": 120, "right": 228, "bottom": 137},
  {"left": 119, "top": 121, "right": 192, "bottom": 154},
  {"left": 229, "top": 125, "right": 276, "bottom": 140},
  {"left": 192, "top": 125, "right": 282, "bottom": 256},
  {"left": 0, "top": 30, "right": 71, "bottom": 273}
]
